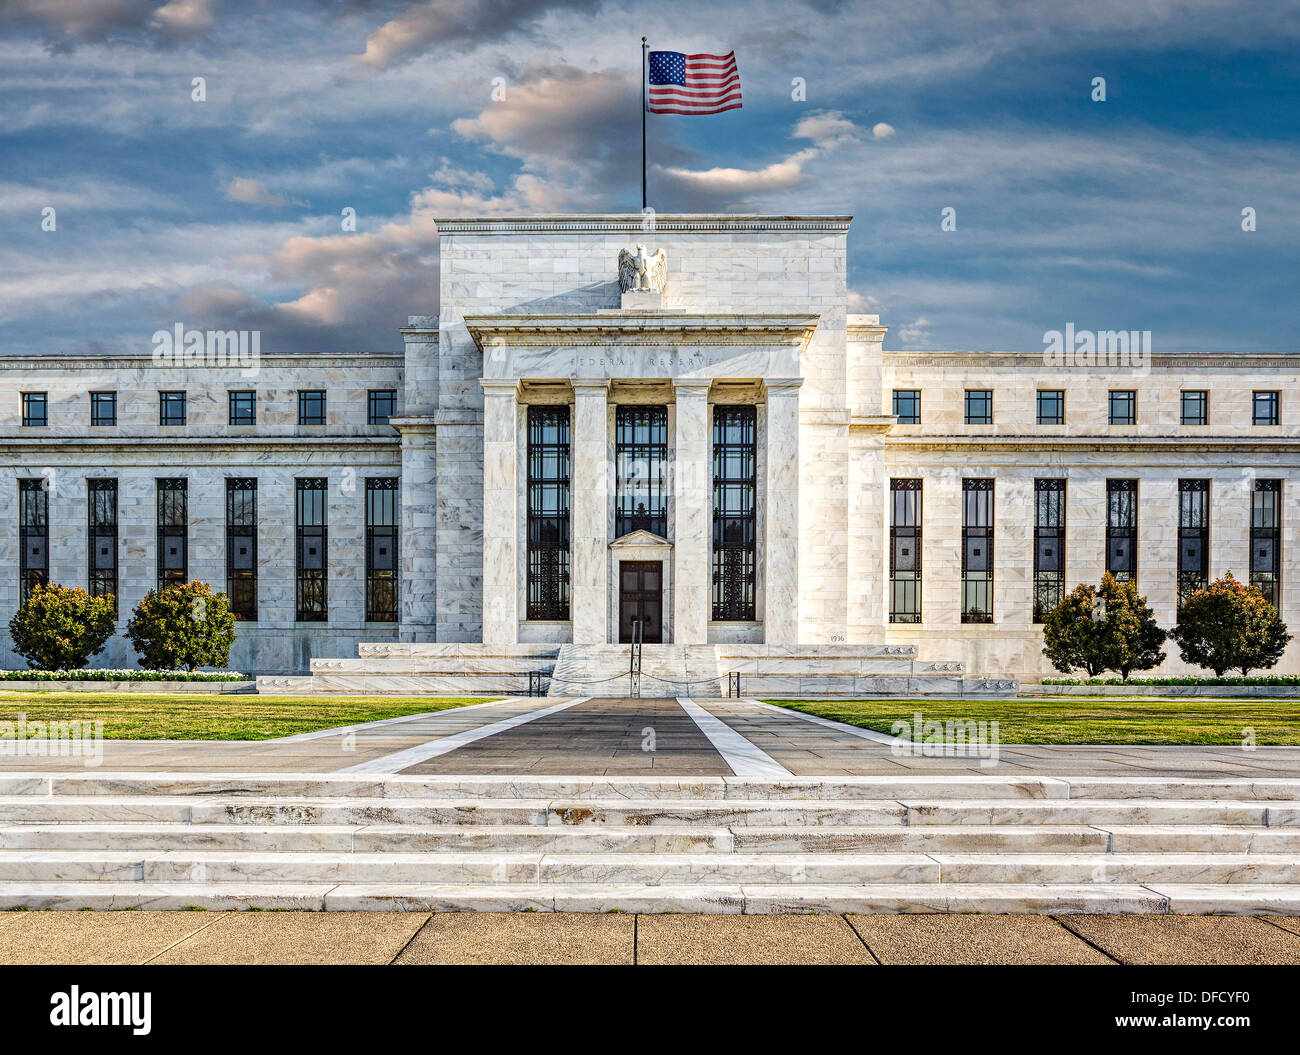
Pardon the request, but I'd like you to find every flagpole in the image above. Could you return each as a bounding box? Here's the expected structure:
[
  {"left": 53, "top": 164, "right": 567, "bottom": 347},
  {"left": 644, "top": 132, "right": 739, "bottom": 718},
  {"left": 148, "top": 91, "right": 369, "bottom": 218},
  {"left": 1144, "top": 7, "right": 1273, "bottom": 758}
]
[{"left": 641, "top": 36, "right": 648, "bottom": 211}]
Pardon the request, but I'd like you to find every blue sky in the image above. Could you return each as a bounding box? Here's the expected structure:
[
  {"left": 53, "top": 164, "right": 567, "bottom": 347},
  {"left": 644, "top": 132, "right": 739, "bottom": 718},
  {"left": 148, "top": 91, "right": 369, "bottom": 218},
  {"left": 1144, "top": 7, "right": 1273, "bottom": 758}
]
[{"left": 2, "top": 0, "right": 1298, "bottom": 356}]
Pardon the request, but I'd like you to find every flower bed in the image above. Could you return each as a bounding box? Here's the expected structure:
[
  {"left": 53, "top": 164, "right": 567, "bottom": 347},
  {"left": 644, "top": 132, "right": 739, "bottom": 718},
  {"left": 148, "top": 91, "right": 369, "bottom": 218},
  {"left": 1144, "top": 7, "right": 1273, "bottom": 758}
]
[
  {"left": 1043, "top": 675, "right": 1300, "bottom": 686},
  {"left": 0, "top": 669, "right": 246, "bottom": 682}
]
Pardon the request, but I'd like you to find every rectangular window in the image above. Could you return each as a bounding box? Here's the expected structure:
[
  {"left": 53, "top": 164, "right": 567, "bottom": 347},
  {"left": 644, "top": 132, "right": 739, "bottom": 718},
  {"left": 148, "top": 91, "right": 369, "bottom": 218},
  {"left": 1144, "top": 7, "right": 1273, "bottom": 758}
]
[
  {"left": 526, "top": 405, "right": 571, "bottom": 621},
  {"left": 964, "top": 389, "right": 993, "bottom": 425},
  {"left": 1108, "top": 390, "right": 1136, "bottom": 425},
  {"left": 1177, "top": 479, "right": 1210, "bottom": 612},
  {"left": 961, "top": 479, "right": 994, "bottom": 623},
  {"left": 1251, "top": 479, "right": 1282, "bottom": 608},
  {"left": 159, "top": 391, "right": 186, "bottom": 426},
  {"left": 615, "top": 405, "right": 668, "bottom": 538},
  {"left": 1033, "top": 478, "right": 1066, "bottom": 622},
  {"left": 298, "top": 390, "right": 326, "bottom": 425},
  {"left": 90, "top": 392, "right": 117, "bottom": 427},
  {"left": 1036, "top": 390, "right": 1064, "bottom": 425},
  {"left": 1106, "top": 479, "right": 1137, "bottom": 583},
  {"left": 889, "top": 478, "right": 922, "bottom": 623},
  {"left": 892, "top": 389, "right": 920, "bottom": 424},
  {"left": 366, "top": 478, "right": 399, "bottom": 622},
  {"left": 88, "top": 478, "right": 118, "bottom": 618},
  {"left": 712, "top": 405, "right": 757, "bottom": 621},
  {"left": 1180, "top": 390, "right": 1208, "bottom": 425},
  {"left": 21, "top": 393, "right": 47, "bottom": 427},
  {"left": 18, "top": 479, "right": 48, "bottom": 605},
  {"left": 1254, "top": 391, "right": 1280, "bottom": 426},
  {"left": 228, "top": 391, "right": 256, "bottom": 426},
  {"left": 368, "top": 389, "right": 397, "bottom": 425},
  {"left": 226, "top": 478, "right": 257, "bottom": 621},
  {"left": 157, "top": 478, "right": 188, "bottom": 591},
  {"left": 295, "top": 478, "right": 328, "bottom": 621}
]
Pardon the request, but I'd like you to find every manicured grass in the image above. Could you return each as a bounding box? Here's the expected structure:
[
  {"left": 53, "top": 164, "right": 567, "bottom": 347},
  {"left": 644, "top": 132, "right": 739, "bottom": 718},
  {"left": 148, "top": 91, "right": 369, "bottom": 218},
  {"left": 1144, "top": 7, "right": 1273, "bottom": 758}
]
[
  {"left": 0, "top": 692, "right": 493, "bottom": 741},
  {"left": 765, "top": 697, "right": 1300, "bottom": 746}
]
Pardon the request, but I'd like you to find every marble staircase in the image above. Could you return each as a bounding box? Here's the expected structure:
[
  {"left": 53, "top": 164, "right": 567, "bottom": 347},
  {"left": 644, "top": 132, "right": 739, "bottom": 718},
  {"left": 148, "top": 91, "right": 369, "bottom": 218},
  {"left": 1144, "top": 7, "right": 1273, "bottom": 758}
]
[
  {"left": 547, "top": 645, "right": 723, "bottom": 698},
  {"left": 1, "top": 773, "right": 1298, "bottom": 913}
]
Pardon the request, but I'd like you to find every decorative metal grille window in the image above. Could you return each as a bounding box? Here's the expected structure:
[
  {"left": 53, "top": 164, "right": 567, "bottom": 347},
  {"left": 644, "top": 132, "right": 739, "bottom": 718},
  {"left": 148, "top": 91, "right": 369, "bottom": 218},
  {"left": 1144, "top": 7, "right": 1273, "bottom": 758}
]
[
  {"left": 88, "top": 478, "right": 118, "bottom": 617},
  {"left": 892, "top": 390, "right": 920, "bottom": 424},
  {"left": 90, "top": 392, "right": 116, "bottom": 427},
  {"left": 159, "top": 391, "right": 186, "bottom": 426},
  {"left": 889, "top": 478, "right": 922, "bottom": 623},
  {"left": 1180, "top": 391, "right": 1208, "bottom": 425},
  {"left": 18, "top": 479, "right": 48, "bottom": 605},
  {"left": 22, "top": 393, "right": 47, "bottom": 427},
  {"left": 961, "top": 479, "right": 994, "bottom": 623},
  {"left": 228, "top": 391, "right": 256, "bottom": 426},
  {"left": 1033, "top": 478, "right": 1065, "bottom": 622},
  {"left": 1106, "top": 478, "right": 1137, "bottom": 583},
  {"left": 615, "top": 405, "right": 668, "bottom": 538},
  {"left": 964, "top": 389, "right": 992, "bottom": 425},
  {"left": 157, "top": 478, "right": 188, "bottom": 591},
  {"left": 526, "top": 405, "right": 571, "bottom": 621},
  {"left": 1177, "top": 479, "right": 1210, "bottom": 612},
  {"left": 711, "top": 405, "right": 757, "bottom": 621},
  {"left": 366, "top": 477, "right": 399, "bottom": 622},
  {"left": 1251, "top": 479, "right": 1282, "bottom": 607},
  {"left": 1254, "top": 391, "right": 1280, "bottom": 426},
  {"left": 226, "top": 478, "right": 257, "bottom": 621},
  {"left": 298, "top": 391, "right": 326, "bottom": 425},
  {"left": 368, "top": 390, "right": 397, "bottom": 425},
  {"left": 295, "top": 478, "right": 328, "bottom": 621},
  {"left": 1108, "top": 390, "right": 1136, "bottom": 425},
  {"left": 1037, "top": 390, "right": 1064, "bottom": 425}
]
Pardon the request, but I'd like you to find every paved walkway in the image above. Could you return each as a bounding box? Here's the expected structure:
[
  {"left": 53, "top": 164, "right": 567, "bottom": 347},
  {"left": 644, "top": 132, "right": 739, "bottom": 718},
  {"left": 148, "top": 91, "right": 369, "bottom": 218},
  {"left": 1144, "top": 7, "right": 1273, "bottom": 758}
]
[
  {"left": 0, "top": 696, "right": 1296, "bottom": 778},
  {"left": 2, "top": 910, "right": 1299, "bottom": 964}
]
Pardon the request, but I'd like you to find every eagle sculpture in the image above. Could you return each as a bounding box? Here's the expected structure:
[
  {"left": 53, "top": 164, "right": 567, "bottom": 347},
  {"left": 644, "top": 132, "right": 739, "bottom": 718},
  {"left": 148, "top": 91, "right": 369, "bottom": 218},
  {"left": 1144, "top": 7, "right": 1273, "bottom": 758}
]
[{"left": 617, "top": 244, "right": 668, "bottom": 294}]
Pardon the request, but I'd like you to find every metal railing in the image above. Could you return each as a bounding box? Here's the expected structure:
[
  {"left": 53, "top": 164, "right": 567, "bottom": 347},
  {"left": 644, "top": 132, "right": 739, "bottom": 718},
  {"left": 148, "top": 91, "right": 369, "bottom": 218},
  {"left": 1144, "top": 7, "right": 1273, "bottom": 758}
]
[
  {"left": 629, "top": 619, "right": 643, "bottom": 698},
  {"left": 727, "top": 671, "right": 741, "bottom": 697}
]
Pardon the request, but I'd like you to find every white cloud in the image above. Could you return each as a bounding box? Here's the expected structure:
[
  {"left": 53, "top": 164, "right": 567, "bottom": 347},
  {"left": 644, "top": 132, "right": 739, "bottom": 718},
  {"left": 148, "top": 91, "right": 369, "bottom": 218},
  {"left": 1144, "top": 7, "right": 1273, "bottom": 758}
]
[
  {"left": 224, "top": 177, "right": 289, "bottom": 207},
  {"left": 872, "top": 122, "right": 895, "bottom": 139}
]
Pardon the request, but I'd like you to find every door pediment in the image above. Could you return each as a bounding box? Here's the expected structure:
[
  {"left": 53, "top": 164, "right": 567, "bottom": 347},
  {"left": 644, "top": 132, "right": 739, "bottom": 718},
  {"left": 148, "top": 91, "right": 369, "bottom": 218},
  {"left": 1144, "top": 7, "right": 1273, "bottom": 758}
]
[{"left": 610, "top": 529, "right": 672, "bottom": 550}]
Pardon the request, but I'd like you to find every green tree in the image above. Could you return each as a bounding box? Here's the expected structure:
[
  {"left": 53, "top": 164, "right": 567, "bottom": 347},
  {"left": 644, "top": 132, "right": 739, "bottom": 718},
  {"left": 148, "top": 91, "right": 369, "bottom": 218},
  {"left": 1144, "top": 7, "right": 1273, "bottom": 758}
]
[
  {"left": 125, "top": 581, "right": 236, "bottom": 671},
  {"left": 8, "top": 582, "right": 117, "bottom": 670},
  {"left": 1173, "top": 573, "right": 1292, "bottom": 677},
  {"left": 1040, "top": 582, "right": 1111, "bottom": 678},
  {"left": 1096, "top": 573, "right": 1168, "bottom": 681}
]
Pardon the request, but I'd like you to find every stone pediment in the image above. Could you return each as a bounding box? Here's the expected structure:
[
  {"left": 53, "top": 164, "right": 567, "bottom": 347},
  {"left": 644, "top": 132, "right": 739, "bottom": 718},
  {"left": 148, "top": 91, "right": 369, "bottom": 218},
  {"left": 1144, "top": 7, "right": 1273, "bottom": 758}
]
[{"left": 610, "top": 529, "right": 672, "bottom": 550}]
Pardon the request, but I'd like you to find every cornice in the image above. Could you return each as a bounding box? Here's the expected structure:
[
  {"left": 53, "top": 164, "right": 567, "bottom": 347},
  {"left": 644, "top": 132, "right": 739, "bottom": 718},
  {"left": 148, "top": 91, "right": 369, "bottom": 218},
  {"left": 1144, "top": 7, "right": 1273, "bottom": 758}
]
[
  {"left": 0, "top": 436, "right": 399, "bottom": 453},
  {"left": 885, "top": 350, "right": 1300, "bottom": 370},
  {"left": 435, "top": 214, "right": 852, "bottom": 235},
  {"left": 0, "top": 354, "right": 402, "bottom": 371},
  {"left": 464, "top": 313, "right": 820, "bottom": 351},
  {"left": 884, "top": 435, "right": 1300, "bottom": 452}
]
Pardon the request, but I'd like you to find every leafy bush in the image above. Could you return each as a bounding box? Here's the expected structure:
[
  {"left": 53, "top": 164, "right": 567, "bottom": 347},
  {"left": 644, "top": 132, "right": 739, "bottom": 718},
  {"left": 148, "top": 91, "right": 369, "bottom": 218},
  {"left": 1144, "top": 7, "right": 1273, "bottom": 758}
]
[
  {"left": 125, "top": 581, "right": 237, "bottom": 672},
  {"left": 1172, "top": 574, "right": 1291, "bottom": 677},
  {"left": 7, "top": 583, "right": 117, "bottom": 670},
  {"left": 1041, "top": 573, "right": 1167, "bottom": 681}
]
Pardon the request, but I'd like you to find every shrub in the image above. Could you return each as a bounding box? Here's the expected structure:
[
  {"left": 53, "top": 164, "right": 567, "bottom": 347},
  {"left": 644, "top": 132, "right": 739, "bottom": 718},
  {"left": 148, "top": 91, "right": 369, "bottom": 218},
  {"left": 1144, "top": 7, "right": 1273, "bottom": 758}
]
[
  {"left": 1041, "top": 582, "right": 1111, "bottom": 678},
  {"left": 1041, "top": 573, "right": 1167, "bottom": 681},
  {"left": 1173, "top": 574, "right": 1292, "bottom": 677},
  {"left": 7, "top": 583, "right": 117, "bottom": 670},
  {"left": 125, "top": 581, "right": 236, "bottom": 672}
]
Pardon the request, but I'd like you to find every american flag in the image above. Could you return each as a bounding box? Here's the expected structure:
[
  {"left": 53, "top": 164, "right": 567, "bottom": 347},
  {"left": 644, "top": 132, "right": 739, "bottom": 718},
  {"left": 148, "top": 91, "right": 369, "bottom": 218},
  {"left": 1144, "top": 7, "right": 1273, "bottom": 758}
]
[{"left": 647, "top": 49, "right": 742, "bottom": 115}]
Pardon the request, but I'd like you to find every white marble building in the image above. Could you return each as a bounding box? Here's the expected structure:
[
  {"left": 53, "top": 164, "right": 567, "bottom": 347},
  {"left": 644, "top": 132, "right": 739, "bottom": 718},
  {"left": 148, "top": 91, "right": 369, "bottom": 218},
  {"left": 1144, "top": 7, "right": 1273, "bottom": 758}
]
[{"left": 2, "top": 213, "right": 1297, "bottom": 681}]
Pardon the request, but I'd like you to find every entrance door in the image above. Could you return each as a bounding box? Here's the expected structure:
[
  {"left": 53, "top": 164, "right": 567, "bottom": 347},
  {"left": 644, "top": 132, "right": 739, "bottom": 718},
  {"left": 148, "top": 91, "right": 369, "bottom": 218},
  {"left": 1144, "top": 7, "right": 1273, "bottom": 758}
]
[{"left": 618, "top": 561, "right": 663, "bottom": 643}]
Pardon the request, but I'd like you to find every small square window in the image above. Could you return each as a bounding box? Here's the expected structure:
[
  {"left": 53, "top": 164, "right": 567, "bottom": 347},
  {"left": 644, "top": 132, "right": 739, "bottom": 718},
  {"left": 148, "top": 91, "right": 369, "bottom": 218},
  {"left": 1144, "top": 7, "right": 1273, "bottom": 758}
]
[
  {"left": 1108, "top": 390, "right": 1136, "bottom": 425},
  {"left": 298, "top": 390, "right": 326, "bottom": 425},
  {"left": 229, "top": 391, "right": 256, "bottom": 426},
  {"left": 21, "top": 392, "right": 47, "bottom": 427},
  {"left": 964, "top": 389, "right": 993, "bottom": 425},
  {"left": 892, "top": 389, "right": 920, "bottom": 424},
  {"left": 1037, "top": 390, "right": 1064, "bottom": 425},
  {"left": 1254, "top": 391, "right": 1279, "bottom": 426},
  {"left": 90, "top": 392, "right": 116, "bottom": 427},
  {"left": 1180, "top": 390, "right": 1208, "bottom": 426},
  {"left": 368, "top": 389, "right": 397, "bottom": 425},
  {"left": 159, "top": 391, "right": 186, "bottom": 426}
]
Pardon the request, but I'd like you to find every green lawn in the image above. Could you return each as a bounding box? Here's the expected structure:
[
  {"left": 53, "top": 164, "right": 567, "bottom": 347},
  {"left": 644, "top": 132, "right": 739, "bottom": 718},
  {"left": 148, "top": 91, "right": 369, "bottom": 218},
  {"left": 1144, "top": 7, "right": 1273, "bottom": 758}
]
[
  {"left": 0, "top": 692, "right": 493, "bottom": 741},
  {"left": 765, "top": 697, "right": 1300, "bottom": 746}
]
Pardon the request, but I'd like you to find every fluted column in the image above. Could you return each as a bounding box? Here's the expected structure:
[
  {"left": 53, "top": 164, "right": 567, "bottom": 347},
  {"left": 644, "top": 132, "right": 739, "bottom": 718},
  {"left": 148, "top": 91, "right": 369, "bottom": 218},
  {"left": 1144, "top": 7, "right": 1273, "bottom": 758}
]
[
  {"left": 571, "top": 379, "right": 611, "bottom": 643},
  {"left": 673, "top": 379, "right": 712, "bottom": 644},
  {"left": 764, "top": 378, "right": 801, "bottom": 643},
  {"left": 480, "top": 379, "right": 520, "bottom": 644}
]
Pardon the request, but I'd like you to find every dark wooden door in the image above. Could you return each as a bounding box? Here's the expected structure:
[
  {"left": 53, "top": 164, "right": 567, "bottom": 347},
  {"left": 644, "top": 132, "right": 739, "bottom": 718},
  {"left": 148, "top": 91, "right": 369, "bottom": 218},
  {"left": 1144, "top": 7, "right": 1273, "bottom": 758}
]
[{"left": 618, "top": 561, "right": 663, "bottom": 643}]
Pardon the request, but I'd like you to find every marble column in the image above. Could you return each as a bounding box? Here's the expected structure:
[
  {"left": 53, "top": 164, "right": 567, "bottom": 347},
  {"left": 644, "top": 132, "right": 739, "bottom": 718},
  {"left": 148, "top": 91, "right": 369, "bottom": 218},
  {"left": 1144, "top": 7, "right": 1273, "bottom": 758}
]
[
  {"left": 480, "top": 379, "right": 520, "bottom": 644},
  {"left": 395, "top": 418, "right": 437, "bottom": 641},
  {"left": 673, "top": 379, "right": 712, "bottom": 644},
  {"left": 571, "top": 379, "right": 610, "bottom": 643},
  {"left": 764, "top": 378, "right": 802, "bottom": 644}
]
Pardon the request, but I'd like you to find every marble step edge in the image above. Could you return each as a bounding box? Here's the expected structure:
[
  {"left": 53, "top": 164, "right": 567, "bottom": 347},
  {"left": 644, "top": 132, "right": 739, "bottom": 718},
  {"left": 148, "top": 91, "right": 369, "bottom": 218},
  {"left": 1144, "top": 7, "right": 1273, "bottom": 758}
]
[{"left": 2, "top": 882, "right": 1299, "bottom": 914}]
